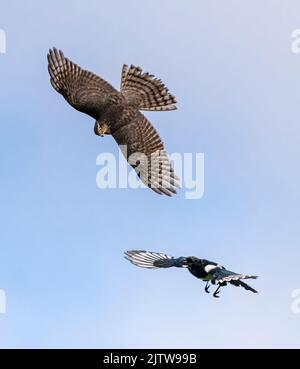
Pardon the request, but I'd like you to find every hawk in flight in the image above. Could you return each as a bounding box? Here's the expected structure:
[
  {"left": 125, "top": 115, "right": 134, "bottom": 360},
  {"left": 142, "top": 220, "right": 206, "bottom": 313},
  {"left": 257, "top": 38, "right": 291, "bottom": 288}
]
[
  {"left": 47, "top": 48, "right": 179, "bottom": 196},
  {"left": 125, "top": 250, "right": 258, "bottom": 298}
]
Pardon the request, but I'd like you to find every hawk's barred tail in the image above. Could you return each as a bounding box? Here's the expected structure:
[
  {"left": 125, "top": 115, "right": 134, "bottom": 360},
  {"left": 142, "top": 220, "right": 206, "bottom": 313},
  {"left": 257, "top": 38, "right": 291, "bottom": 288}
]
[
  {"left": 120, "top": 64, "right": 177, "bottom": 111},
  {"left": 124, "top": 250, "right": 177, "bottom": 269}
]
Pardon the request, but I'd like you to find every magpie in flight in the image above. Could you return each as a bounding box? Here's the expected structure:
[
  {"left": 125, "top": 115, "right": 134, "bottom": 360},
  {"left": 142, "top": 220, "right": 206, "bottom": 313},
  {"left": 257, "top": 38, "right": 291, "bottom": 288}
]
[{"left": 125, "top": 250, "right": 258, "bottom": 298}]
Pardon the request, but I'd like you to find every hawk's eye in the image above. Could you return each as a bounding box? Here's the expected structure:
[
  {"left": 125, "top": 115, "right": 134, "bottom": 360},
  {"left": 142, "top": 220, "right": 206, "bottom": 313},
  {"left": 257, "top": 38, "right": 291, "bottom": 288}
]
[{"left": 132, "top": 160, "right": 140, "bottom": 169}]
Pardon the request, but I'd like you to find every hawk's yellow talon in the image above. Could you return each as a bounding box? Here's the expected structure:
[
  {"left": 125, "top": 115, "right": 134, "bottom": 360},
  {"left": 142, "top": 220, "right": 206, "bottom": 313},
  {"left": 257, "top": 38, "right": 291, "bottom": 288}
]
[{"left": 96, "top": 122, "right": 110, "bottom": 137}]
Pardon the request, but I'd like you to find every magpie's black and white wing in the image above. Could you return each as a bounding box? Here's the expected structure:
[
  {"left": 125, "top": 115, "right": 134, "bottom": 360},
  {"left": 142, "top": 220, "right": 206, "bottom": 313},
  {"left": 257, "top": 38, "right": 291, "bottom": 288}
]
[
  {"left": 124, "top": 250, "right": 184, "bottom": 269},
  {"left": 212, "top": 268, "right": 258, "bottom": 293}
]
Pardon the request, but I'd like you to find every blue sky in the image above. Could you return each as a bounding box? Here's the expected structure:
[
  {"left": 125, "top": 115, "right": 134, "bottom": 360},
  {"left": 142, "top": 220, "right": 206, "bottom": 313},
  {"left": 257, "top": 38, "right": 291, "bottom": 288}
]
[{"left": 0, "top": 0, "right": 300, "bottom": 348}]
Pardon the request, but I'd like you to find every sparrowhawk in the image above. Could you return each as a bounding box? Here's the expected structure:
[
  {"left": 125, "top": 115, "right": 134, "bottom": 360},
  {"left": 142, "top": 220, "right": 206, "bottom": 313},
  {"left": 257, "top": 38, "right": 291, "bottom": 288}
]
[{"left": 47, "top": 48, "right": 179, "bottom": 196}]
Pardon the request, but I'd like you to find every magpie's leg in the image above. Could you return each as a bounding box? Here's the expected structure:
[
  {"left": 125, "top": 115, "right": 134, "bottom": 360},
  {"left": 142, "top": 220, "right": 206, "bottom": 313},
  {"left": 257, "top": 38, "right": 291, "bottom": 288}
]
[
  {"left": 213, "top": 285, "right": 221, "bottom": 298},
  {"left": 205, "top": 281, "right": 210, "bottom": 294}
]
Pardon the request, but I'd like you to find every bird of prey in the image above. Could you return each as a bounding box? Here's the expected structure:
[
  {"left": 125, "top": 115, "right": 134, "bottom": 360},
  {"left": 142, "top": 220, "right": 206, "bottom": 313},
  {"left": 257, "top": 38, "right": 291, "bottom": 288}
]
[
  {"left": 47, "top": 48, "right": 179, "bottom": 196},
  {"left": 125, "top": 250, "right": 258, "bottom": 298}
]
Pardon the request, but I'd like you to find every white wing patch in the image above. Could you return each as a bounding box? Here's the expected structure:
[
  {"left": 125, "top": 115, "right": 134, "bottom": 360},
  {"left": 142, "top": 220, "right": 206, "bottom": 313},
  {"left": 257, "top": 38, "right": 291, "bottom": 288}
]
[{"left": 204, "top": 264, "right": 221, "bottom": 273}]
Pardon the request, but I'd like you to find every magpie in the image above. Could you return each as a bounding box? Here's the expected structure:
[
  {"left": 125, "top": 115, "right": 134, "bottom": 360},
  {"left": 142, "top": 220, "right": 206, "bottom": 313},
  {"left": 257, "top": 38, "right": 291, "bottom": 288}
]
[{"left": 125, "top": 250, "right": 258, "bottom": 298}]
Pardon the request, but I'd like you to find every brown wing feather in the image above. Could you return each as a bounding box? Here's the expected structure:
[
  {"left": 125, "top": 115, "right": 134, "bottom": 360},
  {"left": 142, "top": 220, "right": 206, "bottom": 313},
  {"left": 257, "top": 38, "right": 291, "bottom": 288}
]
[
  {"left": 112, "top": 113, "right": 179, "bottom": 196},
  {"left": 120, "top": 64, "right": 177, "bottom": 111},
  {"left": 47, "top": 47, "right": 119, "bottom": 119}
]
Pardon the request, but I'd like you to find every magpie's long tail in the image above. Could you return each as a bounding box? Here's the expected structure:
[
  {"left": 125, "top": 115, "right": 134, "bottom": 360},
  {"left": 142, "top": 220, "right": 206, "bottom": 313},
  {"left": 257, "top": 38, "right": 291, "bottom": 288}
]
[
  {"left": 229, "top": 279, "right": 258, "bottom": 293},
  {"left": 124, "top": 250, "right": 184, "bottom": 269}
]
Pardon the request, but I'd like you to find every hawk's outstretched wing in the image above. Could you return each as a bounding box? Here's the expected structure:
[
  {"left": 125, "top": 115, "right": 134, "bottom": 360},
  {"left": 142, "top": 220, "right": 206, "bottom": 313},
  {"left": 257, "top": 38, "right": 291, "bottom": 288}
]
[
  {"left": 125, "top": 250, "right": 184, "bottom": 269},
  {"left": 212, "top": 268, "right": 258, "bottom": 293},
  {"left": 47, "top": 48, "right": 119, "bottom": 119},
  {"left": 113, "top": 114, "right": 179, "bottom": 196}
]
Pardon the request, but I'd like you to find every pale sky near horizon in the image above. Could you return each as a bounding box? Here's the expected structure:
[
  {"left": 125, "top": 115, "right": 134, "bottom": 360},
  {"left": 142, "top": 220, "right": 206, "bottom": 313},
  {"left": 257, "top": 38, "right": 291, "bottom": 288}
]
[{"left": 0, "top": 0, "right": 300, "bottom": 348}]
